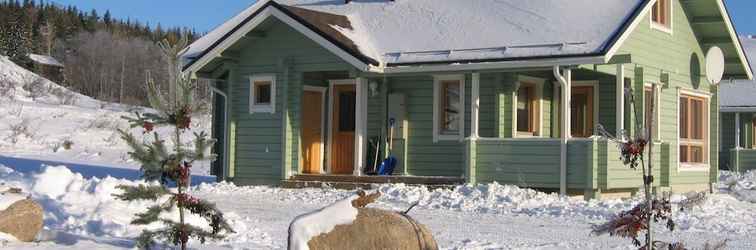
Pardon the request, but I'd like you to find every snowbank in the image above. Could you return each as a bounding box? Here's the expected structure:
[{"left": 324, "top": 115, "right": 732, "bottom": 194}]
[
  {"left": 0, "top": 56, "right": 100, "bottom": 108},
  {"left": 720, "top": 170, "right": 756, "bottom": 203},
  {"left": 288, "top": 195, "right": 359, "bottom": 250},
  {"left": 0, "top": 165, "right": 246, "bottom": 245}
]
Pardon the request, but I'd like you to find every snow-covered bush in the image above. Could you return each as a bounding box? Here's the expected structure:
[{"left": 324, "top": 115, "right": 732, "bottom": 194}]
[
  {"left": 21, "top": 75, "right": 48, "bottom": 100},
  {"left": 6, "top": 118, "right": 32, "bottom": 144}
]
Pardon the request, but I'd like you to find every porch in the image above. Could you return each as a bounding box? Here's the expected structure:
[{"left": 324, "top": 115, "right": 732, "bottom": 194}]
[{"left": 281, "top": 174, "right": 465, "bottom": 189}]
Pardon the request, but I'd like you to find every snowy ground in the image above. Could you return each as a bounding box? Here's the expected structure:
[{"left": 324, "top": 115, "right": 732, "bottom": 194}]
[
  {"left": 2, "top": 57, "right": 756, "bottom": 249},
  {"left": 1, "top": 164, "right": 756, "bottom": 249}
]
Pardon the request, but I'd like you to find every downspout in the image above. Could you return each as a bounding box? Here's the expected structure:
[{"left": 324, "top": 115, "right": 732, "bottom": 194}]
[
  {"left": 553, "top": 66, "right": 571, "bottom": 196},
  {"left": 209, "top": 84, "right": 230, "bottom": 182}
]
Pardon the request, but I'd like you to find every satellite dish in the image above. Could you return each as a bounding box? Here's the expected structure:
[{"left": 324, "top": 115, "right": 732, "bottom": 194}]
[{"left": 705, "top": 46, "right": 725, "bottom": 85}]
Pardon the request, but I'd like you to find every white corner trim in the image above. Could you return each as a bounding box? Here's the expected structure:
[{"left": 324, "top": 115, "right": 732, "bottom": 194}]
[
  {"left": 644, "top": 82, "right": 662, "bottom": 141},
  {"left": 249, "top": 74, "right": 276, "bottom": 114},
  {"left": 471, "top": 73, "right": 481, "bottom": 138},
  {"left": 433, "top": 74, "right": 466, "bottom": 142},
  {"left": 512, "top": 75, "right": 546, "bottom": 138},
  {"left": 616, "top": 64, "right": 625, "bottom": 135},
  {"left": 649, "top": 0, "right": 673, "bottom": 35},
  {"left": 605, "top": 0, "right": 658, "bottom": 61}
]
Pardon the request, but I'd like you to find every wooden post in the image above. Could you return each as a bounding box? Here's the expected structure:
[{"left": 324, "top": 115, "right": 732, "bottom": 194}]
[
  {"left": 471, "top": 73, "right": 480, "bottom": 138},
  {"left": 616, "top": 64, "right": 625, "bottom": 136}
]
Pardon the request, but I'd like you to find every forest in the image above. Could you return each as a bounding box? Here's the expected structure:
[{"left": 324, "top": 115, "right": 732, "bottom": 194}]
[{"left": 0, "top": 0, "right": 204, "bottom": 105}]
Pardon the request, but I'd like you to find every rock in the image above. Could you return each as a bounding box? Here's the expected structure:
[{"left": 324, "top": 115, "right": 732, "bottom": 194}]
[
  {"left": 306, "top": 207, "right": 438, "bottom": 250},
  {"left": 0, "top": 199, "right": 43, "bottom": 242}
]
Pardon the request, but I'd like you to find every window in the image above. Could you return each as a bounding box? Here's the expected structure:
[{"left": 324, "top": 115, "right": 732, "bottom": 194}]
[
  {"left": 571, "top": 86, "right": 595, "bottom": 138},
  {"left": 249, "top": 74, "right": 276, "bottom": 113},
  {"left": 433, "top": 75, "right": 465, "bottom": 142},
  {"left": 555, "top": 83, "right": 597, "bottom": 138},
  {"left": 515, "top": 79, "right": 543, "bottom": 137},
  {"left": 651, "top": 0, "right": 672, "bottom": 32},
  {"left": 679, "top": 93, "right": 708, "bottom": 166},
  {"left": 338, "top": 92, "right": 356, "bottom": 132}
]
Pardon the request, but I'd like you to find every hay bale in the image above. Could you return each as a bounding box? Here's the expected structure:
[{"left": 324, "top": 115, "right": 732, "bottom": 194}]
[
  {"left": 307, "top": 207, "right": 437, "bottom": 250},
  {"left": 289, "top": 190, "right": 437, "bottom": 250},
  {"left": 0, "top": 199, "right": 44, "bottom": 242}
]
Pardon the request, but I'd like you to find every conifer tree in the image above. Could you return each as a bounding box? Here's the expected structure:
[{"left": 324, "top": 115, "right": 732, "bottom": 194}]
[{"left": 114, "top": 35, "right": 233, "bottom": 250}]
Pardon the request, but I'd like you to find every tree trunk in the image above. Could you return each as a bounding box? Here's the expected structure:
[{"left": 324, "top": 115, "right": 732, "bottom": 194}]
[{"left": 644, "top": 86, "right": 657, "bottom": 249}]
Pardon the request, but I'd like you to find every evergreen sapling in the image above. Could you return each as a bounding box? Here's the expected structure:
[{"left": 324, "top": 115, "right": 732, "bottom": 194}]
[{"left": 113, "top": 35, "right": 233, "bottom": 249}]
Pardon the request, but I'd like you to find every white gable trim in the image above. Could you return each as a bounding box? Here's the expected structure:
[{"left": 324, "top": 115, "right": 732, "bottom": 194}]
[
  {"left": 184, "top": 3, "right": 371, "bottom": 74},
  {"left": 605, "top": 0, "right": 658, "bottom": 62},
  {"left": 714, "top": 0, "right": 753, "bottom": 80}
]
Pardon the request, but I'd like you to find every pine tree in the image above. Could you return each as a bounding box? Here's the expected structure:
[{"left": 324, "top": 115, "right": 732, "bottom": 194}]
[{"left": 114, "top": 35, "right": 233, "bottom": 250}]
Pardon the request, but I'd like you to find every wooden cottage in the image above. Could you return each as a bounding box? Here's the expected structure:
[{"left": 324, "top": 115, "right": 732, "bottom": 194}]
[
  {"left": 182, "top": 0, "right": 752, "bottom": 198},
  {"left": 28, "top": 53, "right": 64, "bottom": 83},
  {"left": 720, "top": 36, "right": 756, "bottom": 173}
]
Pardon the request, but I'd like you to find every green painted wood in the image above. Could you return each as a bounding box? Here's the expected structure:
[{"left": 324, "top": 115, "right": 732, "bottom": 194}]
[{"left": 735, "top": 149, "right": 756, "bottom": 172}]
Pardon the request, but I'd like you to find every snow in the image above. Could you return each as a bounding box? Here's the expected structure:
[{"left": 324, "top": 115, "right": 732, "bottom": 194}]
[
  {"left": 288, "top": 195, "right": 359, "bottom": 250},
  {"left": 183, "top": 0, "right": 644, "bottom": 66},
  {"left": 0, "top": 56, "right": 214, "bottom": 178},
  {"left": 27, "top": 54, "right": 64, "bottom": 68}
]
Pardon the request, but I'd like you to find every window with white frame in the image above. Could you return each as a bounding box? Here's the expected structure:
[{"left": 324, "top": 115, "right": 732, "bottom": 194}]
[
  {"left": 515, "top": 78, "right": 543, "bottom": 137},
  {"left": 651, "top": 0, "right": 672, "bottom": 32},
  {"left": 433, "top": 75, "right": 465, "bottom": 142},
  {"left": 679, "top": 92, "right": 709, "bottom": 167},
  {"left": 249, "top": 74, "right": 276, "bottom": 113}
]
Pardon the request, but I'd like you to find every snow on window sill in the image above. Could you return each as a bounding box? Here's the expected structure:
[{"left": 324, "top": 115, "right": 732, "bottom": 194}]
[
  {"left": 678, "top": 163, "right": 709, "bottom": 172},
  {"left": 650, "top": 22, "right": 672, "bottom": 35}
]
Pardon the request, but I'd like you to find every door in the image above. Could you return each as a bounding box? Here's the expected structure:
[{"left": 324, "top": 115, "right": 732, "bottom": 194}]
[
  {"left": 210, "top": 85, "right": 226, "bottom": 178},
  {"left": 571, "top": 86, "right": 595, "bottom": 138},
  {"left": 301, "top": 90, "right": 324, "bottom": 174},
  {"left": 330, "top": 84, "right": 356, "bottom": 174}
]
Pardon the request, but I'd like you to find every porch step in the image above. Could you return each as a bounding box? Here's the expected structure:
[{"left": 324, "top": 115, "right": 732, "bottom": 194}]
[
  {"left": 289, "top": 174, "right": 464, "bottom": 185},
  {"left": 282, "top": 174, "right": 465, "bottom": 190}
]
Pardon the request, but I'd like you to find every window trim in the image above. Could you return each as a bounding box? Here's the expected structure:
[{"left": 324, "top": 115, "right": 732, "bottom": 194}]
[
  {"left": 513, "top": 76, "right": 545, "bottom": 138},
  {"left": 249, "top": 74, "right": 276, "bottom": 113},
  {"left": 650, "top": 0, "right": 673, "bottom": 34},
  {"left": 433, "top": 74, "right": 465, "bottom": 142},
  {"left": 644, "top": 83, "right": 662, "bottom": 142},
  {"left": 677, "top": 88, "right": 711, "bottom": 172}
]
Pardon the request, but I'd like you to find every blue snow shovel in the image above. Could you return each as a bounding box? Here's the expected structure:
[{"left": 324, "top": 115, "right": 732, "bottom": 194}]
[{"left": 378, "top": 119, "right": 398, "bottom": 175}]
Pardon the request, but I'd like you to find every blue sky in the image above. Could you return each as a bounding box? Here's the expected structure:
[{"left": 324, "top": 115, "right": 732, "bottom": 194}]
[{"left": 49, "top": 0, "right": 756, "bottom": 35}]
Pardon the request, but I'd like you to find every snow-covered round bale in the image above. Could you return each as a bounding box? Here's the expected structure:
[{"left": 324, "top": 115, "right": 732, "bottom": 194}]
[
  {"left": 288, "top": 190, "right": 437, "bottom": 250},
  {"left": 0, "top": 187, "right": 43, "bottom": 242}
]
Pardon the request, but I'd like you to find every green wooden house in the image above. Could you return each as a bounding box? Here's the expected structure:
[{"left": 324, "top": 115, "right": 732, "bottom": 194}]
[
  {"left": 720, "top": 36, "right": 756, "bottom": 173},
  {"left": 182, "top": 0, "right": 752, "bottom": 198}
]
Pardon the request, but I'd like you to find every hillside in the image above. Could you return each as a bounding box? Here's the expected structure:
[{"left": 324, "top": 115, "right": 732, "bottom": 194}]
[{"left": 0, "top": 55, "right": 212, "bottom": 176}]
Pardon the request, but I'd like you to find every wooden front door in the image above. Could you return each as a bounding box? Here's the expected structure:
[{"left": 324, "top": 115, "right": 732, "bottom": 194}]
[
  {"left": 330, "top": 84, "right": 356, "bottom": 174},
  {"left": 301, "top": 90, "right": 323, "bottom": 174},
  {"left": 571, "top": 86, "right": 595, "bottom": 138}
]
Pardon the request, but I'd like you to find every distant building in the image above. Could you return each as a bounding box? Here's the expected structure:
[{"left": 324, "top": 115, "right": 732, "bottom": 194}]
[{"left": 28, "top": 53, "right": 64, "bottom": 83}]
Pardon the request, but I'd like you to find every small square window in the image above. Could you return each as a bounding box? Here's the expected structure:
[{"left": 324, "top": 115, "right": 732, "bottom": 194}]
[
  {"left": 249, "top": 75, "right": 276, "bottom": 113},
  {"left": 254, "top": 82, "right": 271, "bottom": 104}
]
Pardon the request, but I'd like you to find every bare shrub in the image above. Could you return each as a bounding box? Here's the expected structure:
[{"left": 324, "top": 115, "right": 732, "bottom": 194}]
[
  {"left": 7, "top": 118, "right": 33, "bottom": 144},
  {"left": 0, "top": 75, "right": 15, "bottom": 101},
  {"left": 22, "top": 76, "right": 49, "bottom": 100},
  {"left": 87, "top": 116, "right": 120, "bottom": 130},
  {"left": 51, "top": 138, "right": 74, "bottom": 152},
  {"left": 50, "top": 87, "right": 77, "bottom": 105}
]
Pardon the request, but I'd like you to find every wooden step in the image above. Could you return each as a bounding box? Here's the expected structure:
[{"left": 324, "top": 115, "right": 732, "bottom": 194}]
[
  {"left": 289, "top": 174, "right": 464, "bottom": 185},
  {"left": 280, "top": 179, "right": 458, "bottom": 190}
]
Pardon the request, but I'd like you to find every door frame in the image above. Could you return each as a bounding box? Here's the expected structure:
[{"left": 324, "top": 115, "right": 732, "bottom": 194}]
[
  {"left": 301, "top": 85, "right": 327, "bottom": 174},
  {"left": 326, "top": 79, "right": 365, "bottom": 175}
]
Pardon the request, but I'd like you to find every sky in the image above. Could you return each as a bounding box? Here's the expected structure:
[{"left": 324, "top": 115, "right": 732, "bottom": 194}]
[{"left": 48, "top": 0, "right": 756, "bottom": 35}]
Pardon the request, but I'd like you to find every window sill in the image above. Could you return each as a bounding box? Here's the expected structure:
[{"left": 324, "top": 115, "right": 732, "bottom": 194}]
[
  {"left": 650, "top": 22, "right": 672, "bottom": 34},
  {"left": 435, "top": 134, "right": 462, "bottom": 142},
  {"left": 250, "top": 105, "right": 275, "bottom": 114},
  {"left": 679, "top": 163, "right": 709, "bottom": 172}
]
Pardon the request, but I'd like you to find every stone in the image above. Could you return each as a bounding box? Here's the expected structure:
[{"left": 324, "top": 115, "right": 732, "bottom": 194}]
[
  {"left": 0, "top": 199, "right": 44, "bottom": 242},
  {"left": 306, "top": 207, "right": 438, "bottom": 250}
]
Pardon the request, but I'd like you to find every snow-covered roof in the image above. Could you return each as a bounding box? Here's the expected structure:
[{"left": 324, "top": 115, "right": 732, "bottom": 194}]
[
  {"left": 28, "top": 53, "right": 64, "bottom": 67},
  {"left": 720, "top": 36, "right": 756, "bottom": 109},
  {"left": 182, "top": 0, "right": 646, "bottom": 71}
]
